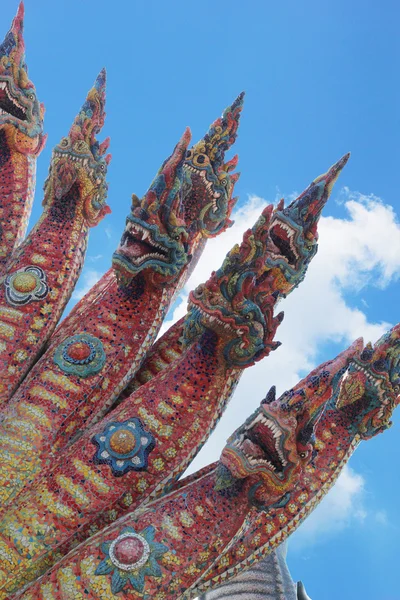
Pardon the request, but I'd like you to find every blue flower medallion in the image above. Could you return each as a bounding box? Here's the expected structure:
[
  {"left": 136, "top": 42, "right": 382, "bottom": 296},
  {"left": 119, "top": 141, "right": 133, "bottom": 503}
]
[
  {"left": 53, "top": 333, "right": 106, "bottom": 378},
  {"left": 92, "top": 418, "right": 155, "bottom": 476},
  {"left": 5, "top": 266, "right": 49, "bottom": 306},
  {"left": 95, "top": 525, "right": 168, "bottom": 594}
]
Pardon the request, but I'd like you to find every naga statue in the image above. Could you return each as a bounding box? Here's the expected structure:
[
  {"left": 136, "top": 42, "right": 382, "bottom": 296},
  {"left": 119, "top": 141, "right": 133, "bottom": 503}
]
[
  {"left": 0, "top": 3, "right": 46, "bottom": 271},
  {"left": 0, "top": 4, "right": 397, "bottom": 599}
]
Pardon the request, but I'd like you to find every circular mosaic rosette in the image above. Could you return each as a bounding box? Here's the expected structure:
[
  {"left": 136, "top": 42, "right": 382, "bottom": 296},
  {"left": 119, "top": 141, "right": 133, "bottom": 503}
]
[
  {"left": 4, "top": 266, "right": 49, "bottom": 306},
  {"left": 53, "top": 333, "right": 106, "bottom": 378},
  {"left": 95, "top": 526, "right": 168, "bottom": 594},
  {"left": 92, "top": 418, "right": 155, "bottom": 476}
]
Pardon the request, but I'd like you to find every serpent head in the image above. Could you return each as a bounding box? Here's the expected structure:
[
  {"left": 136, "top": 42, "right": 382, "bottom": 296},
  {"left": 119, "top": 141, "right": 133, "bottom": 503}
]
[
  {"left": 0, "top": 3, "right": 45, "bottom": 154},
  {"left": 183, "top": 93, "right": 243, "bottom": 239},
  {"left": 43, "top": 70, "right": 111, "bottom": 227},
  {"left": 219, "top": 339, "right": 362, "bottom": 507},
  {"left": 265, "top": 154, "right": 350, "bottom": 293},
  {"left": 183, "top": 206, "right": 283, "bottom": 367},
  {"left": 113, "top": 129, "right": 191, "bottom": 288},
  {"left": 336, "top": 325, "right": 400, "bottom": 439}
]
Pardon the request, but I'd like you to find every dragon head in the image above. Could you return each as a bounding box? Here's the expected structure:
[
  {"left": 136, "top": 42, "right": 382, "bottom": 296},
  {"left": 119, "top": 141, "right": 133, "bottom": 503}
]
[
  {"left": 336, "top": 326, "right": 400, "bottom": 439},
  {"left": 182, "top": 93, "right": 243, "bottom": 239},
  {"left": 266, "top": 153, "right": 350, "bottom": 293},
  {"left": 43, "top": 69, "right": 111, "bottom": 227},
  {"left": 0, "top": 3, "right": 45, "bottom": 154},
  {"left": 218, "top": 339, "right": 362, "bottom": 507},
  {"left": 183, "top": 206, "right": 283, "bottom": 368},
  {"left": 112, "top": 128, "right": 191, "bottom": 288}
]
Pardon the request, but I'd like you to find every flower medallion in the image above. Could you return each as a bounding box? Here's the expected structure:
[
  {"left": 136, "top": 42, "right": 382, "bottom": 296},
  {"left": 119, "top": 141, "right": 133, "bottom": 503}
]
[
  {"left": 53, "top": 333, "right": 106, "bottom": 378},
  {"left": 5, "top": 266, "right": 49, "bottom": 306},
  {"left": 95, "top": 525, "right": 168, "bottom": 593},
  {"left": 92, "top": 418, "right": 155, "bottom": 476}
]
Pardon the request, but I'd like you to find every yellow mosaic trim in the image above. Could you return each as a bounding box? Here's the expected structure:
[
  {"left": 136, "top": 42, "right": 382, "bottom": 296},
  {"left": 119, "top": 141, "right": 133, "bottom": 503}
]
[
  {"left": 73, "top": 459, "right": 110, "bottom": 495},
  {"left": 17, "top": 402, "right": 52, "bottom": 428},
  {"left": 55, "top": 475, "right": 91, "bottom": 508},
  {"left": 40, "top": 370, "right": 81, "bottom": 393},
  {"left": 30, "top": 385, "right": 67, "bottom": 409},
  {"left": 37, "top": 487, "right": 74, "bottom": 519}
]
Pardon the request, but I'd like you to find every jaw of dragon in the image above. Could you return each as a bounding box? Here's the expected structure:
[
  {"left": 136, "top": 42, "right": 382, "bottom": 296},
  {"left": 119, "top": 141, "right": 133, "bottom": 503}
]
[
  {"left": 265, "top": 153, "right": 350, "bottom": 292},
  {"left": 42, "top": 69, "right": 111, "bottom": 227},
  {"left": 112, "top": 128, "right": 192, "bottom": 288},
  {"left": 183, "top": 206, "right": 283, "bottom": 368},
  {"left": 218, "top": 338, "right": 363, "bottom": 507},
  {"left": 182, "top": 92, "right": 244, "bottom": 239},
  {"left": 0, "top": 3, "right": 46, "bottom": 153},
  {"left": 336, "top": 325, "right": 400, "bottom": 439}
]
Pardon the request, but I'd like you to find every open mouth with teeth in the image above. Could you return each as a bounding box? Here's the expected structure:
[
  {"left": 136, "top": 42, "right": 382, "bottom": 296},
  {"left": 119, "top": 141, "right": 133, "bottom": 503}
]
[
  {"left": 184, "top": 164, "right": 222, "bottom": 214},
  {"left": 188, "top": 300, "right": 244, "bottom": 339},
  {"left": 53, "top": 151, "right": 92, "bottom": 168},
  {"left": 269, "top": 220, "right": 300, "bottom": 267},
  {"left": 114, "top": 221, "right": 172, "bottom": 268},
  {"left": 231, "top": 411, "right": 288, "bottom": 476},
  {"left": 0, "top": 81, "right": 27, "bottom": 121}
]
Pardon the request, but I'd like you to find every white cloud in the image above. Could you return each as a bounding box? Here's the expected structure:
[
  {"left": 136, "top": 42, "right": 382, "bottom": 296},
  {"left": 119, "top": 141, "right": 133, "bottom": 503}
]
[
  {"left": 290, "top": 465, "right": 366, "bottom": 549},
  {"left": 72, "top": 269, "right": 102, "bottom": 301},
  {"left": 88, "top": 254, "right": 103, "bottom": 262}
]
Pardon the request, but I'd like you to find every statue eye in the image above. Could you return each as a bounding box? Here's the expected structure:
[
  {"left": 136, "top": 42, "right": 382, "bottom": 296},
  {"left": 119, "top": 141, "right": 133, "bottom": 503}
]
[
  {"left": 393, "top": 385, "right": 399, "bottom": 394},
  {"left": 28, "top": 93, "right": 35, "bottom": 101},
  {"left": 299, "top": 452, "right": 307, "bottom": 459},
  {"left": 193, "top": 285, "right": 204, "bottom": 299},
  {"left": 60, "top": 137, "right": 70, "bottom": 148},
  {"left": 193, "top": 153, "right": 210, "bottom": 167},
  {"left": 373, "top": 358, "right": 387, "bottom": 372}
]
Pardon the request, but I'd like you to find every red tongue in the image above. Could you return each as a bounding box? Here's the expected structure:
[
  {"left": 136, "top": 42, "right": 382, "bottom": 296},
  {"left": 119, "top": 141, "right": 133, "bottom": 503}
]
[
  {"left": 241, "top": 439, "right": 264, "bottom": 459},
  {"left": 128, "top": 241, "right": 147, "bottom": 257},
  {"left": 273, "top": 223, "right": 290, "bottom": 243}
]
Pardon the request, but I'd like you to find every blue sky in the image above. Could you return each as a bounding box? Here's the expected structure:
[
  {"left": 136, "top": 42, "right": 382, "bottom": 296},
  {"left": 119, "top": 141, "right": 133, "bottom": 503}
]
[{"left": 5, "top": 0, "right": 400, "bottom": 597}]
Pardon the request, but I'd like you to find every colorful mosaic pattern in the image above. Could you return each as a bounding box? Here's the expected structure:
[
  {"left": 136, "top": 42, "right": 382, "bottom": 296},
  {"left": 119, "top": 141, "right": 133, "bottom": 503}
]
[
  {"left": 95, "top": 526, "right": 168, "bottom": 593},
  {"left": 0, "top": 68, "right": 110, "bottom": 408},
  {"left": 4, "top": 265, "right": 48, "bottom": 306},
  {"left": 0, "top": 5, "right": 397, "bottom": 600},
  {"left": 0, "top": 3, "right": 46, "bottom": 269},
  {"left": 13, "top": 334, "right": 399, "bottom": 599},
  {"left": 53, "top": 333, "right": 106, "bottom": 378},
  {"left": 93, "top": 418, "right": 155, "bottom": 475}
]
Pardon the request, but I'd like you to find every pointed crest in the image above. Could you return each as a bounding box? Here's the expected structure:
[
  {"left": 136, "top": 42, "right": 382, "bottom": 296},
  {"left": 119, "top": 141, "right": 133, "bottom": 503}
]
[
  {"left": 145, "top": 127, "right": 191, "bottom": 219},
  {"left": 0, "top": 3, "right": 26, "bottom": 78},
  {"left": 69, "top": 69, "right": 107, "bottom": 145},
  {"left": 284, "top": 153, "right": 350, "bottom": 236},
  {"left": 197, "top": 92, "right": 244, "bottom": 172}
]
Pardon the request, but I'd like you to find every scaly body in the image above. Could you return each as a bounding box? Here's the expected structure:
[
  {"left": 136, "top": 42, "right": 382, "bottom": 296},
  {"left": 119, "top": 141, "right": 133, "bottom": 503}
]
[
  {"left": 189, "top": 329, "right": 400, "bottom": 596},
  {"left": 0, "top": 96, "right": 243, "bottom": 511},
  {"left": 0, "top": 3, "right": 46, "bottom": 270},
  {"left": 32, "top": 154, "right": 349, "bottom": 569},
  {"left": 48, "top": 93, "right": 243, "bottom": 346},
  {"left": 120, "top": 154, "right": 348, "bottom": 402},
  {"left": 0, "top": 205, "right": 284, "bottom": 593},
  {"left": 0, "top": 127, "right": 190, "bottom": 511},
  {"left": 0, "top": 70, "right": 110, "bottom": 407},
  {"left": 12, "top": 338, "right": 360, "bottom": 599}
]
